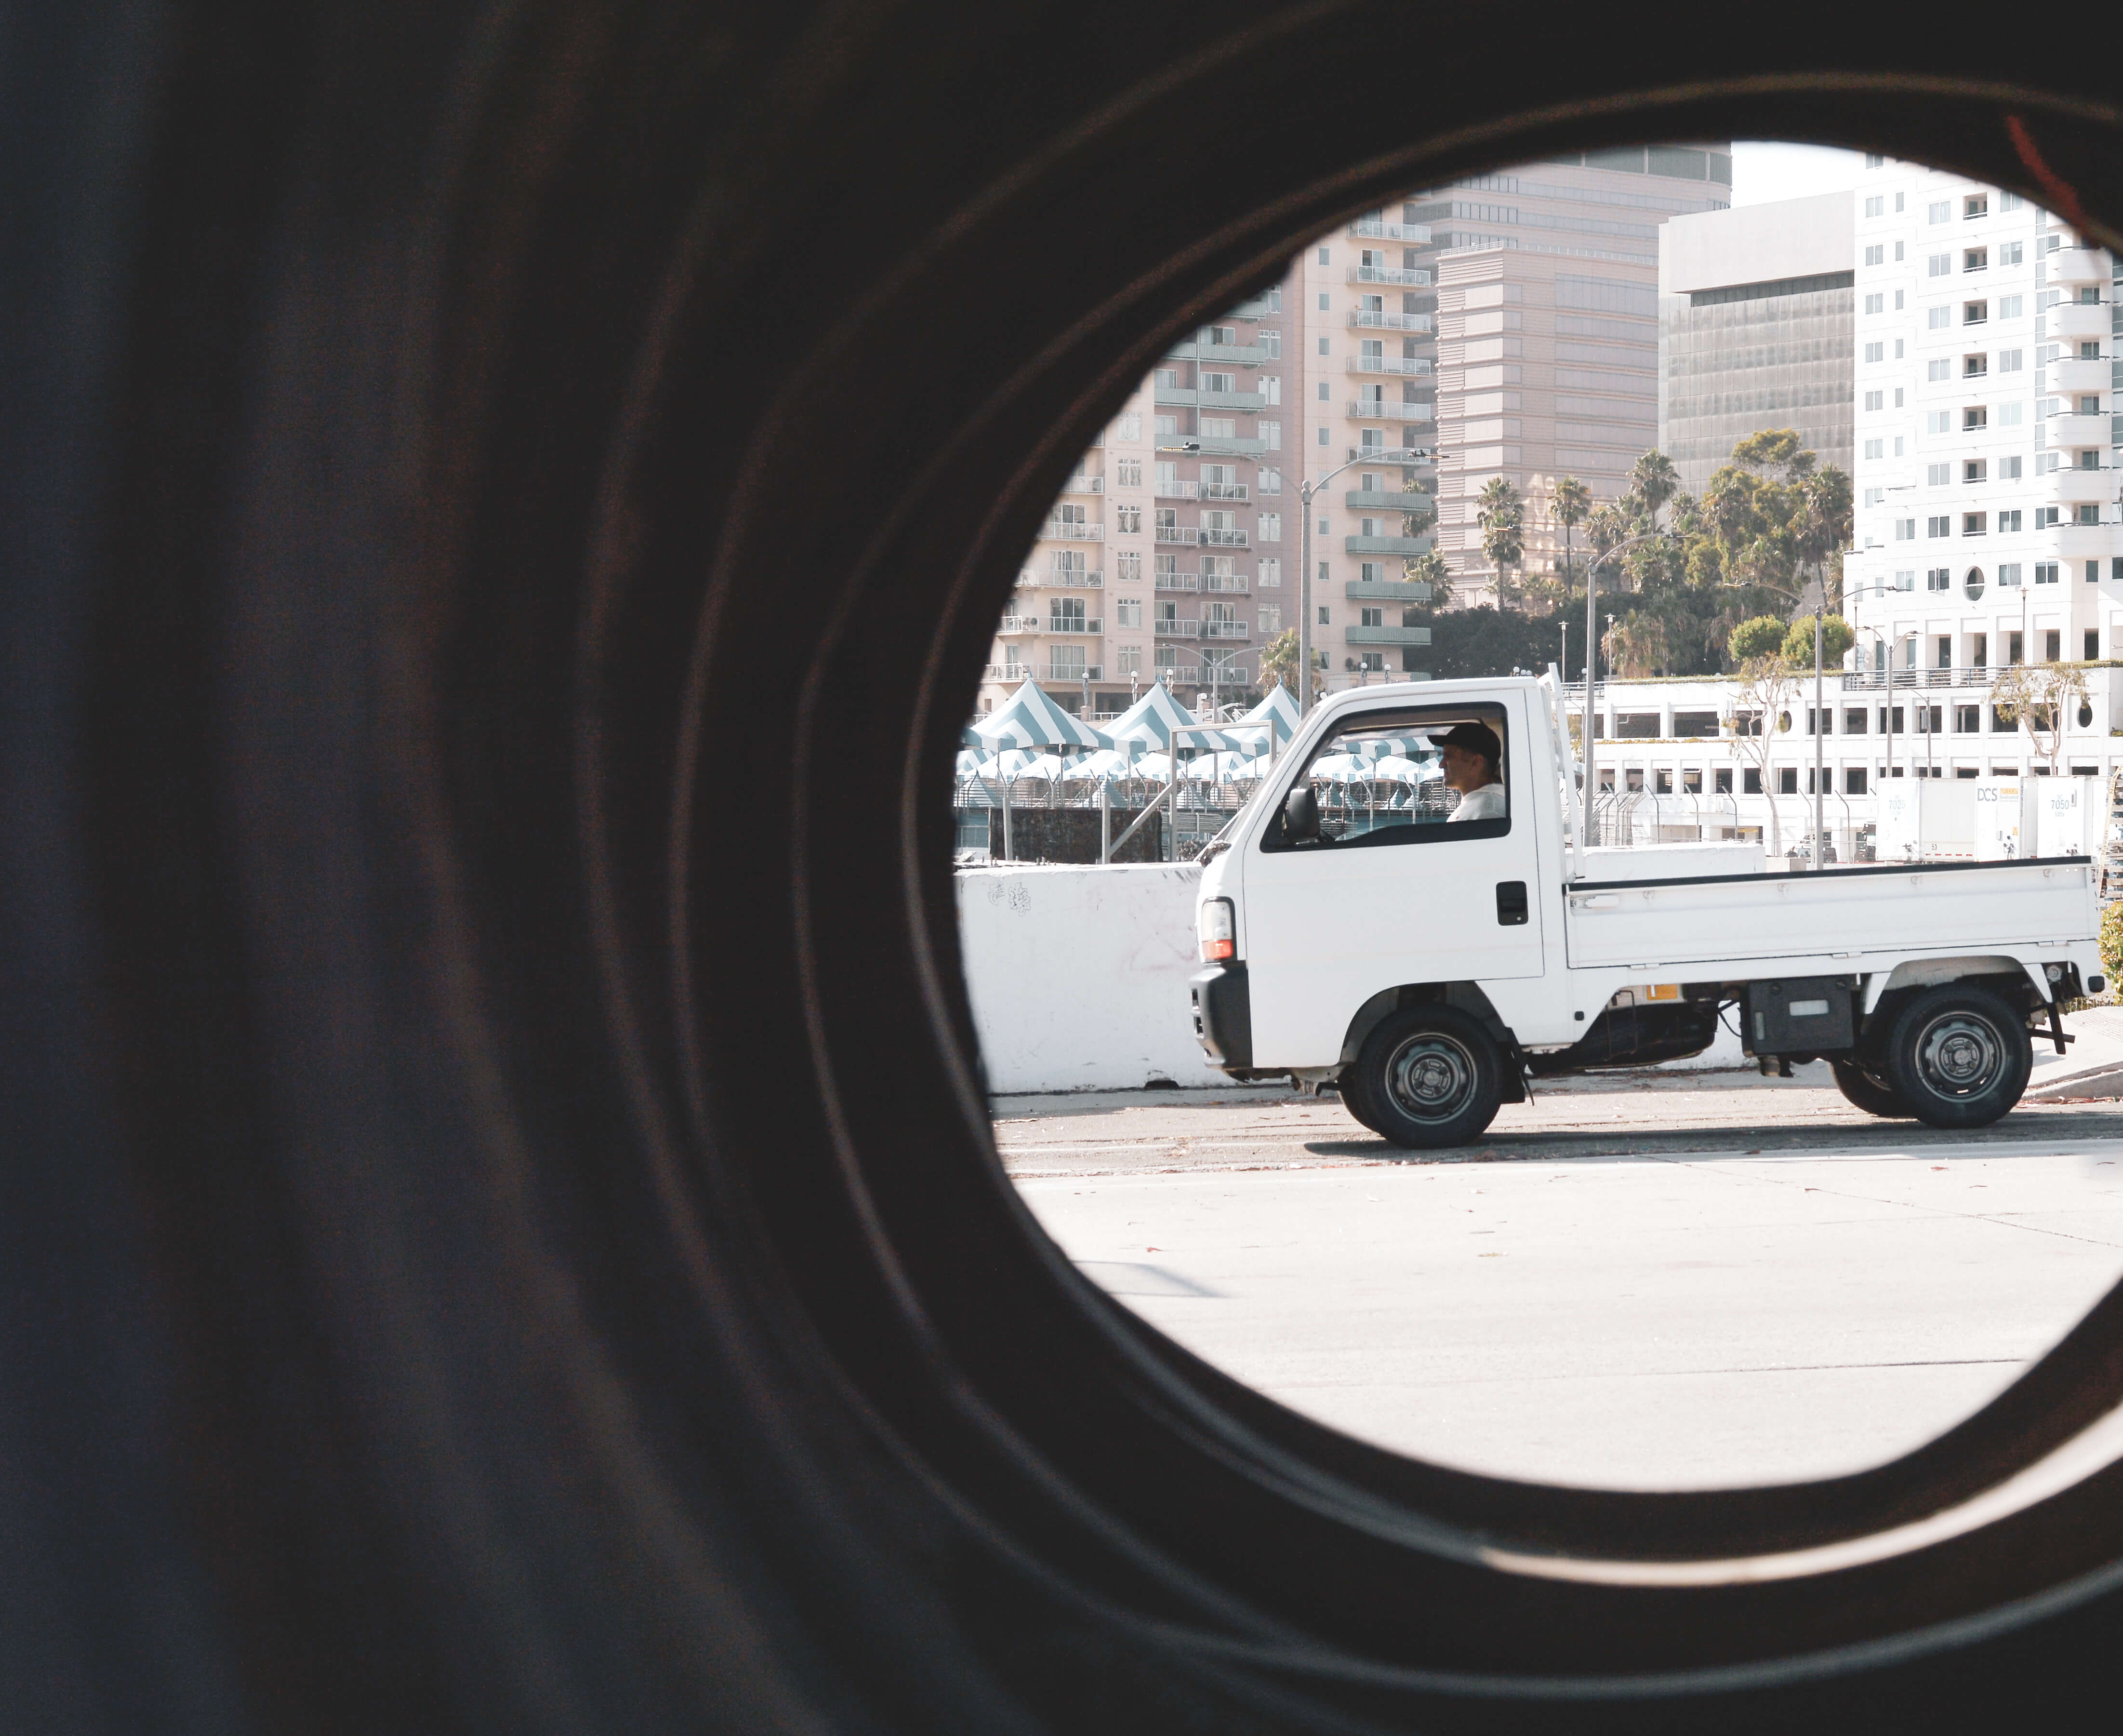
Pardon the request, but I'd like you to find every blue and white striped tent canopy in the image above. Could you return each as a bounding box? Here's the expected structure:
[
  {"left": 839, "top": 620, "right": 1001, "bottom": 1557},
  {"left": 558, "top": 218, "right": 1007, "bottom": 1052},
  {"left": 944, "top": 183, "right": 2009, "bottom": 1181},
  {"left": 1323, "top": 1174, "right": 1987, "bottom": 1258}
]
[
  {"left": 971, "top": 679, "right": 1106, "bottom": 751},
  {"left": 1223, "top": 684, "right": 1302, "bottom": 752},
  {"left": 1100, "top": 680, "right": 1228, "bottom": 755}
]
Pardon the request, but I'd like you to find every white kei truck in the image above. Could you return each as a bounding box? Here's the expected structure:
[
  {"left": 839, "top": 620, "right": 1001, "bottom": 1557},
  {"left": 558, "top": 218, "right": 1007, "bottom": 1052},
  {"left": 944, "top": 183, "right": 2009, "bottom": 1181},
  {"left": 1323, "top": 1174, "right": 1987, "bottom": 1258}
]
[{"left": 1188, "top": 675, "right": 2106, "bottom": 1149}]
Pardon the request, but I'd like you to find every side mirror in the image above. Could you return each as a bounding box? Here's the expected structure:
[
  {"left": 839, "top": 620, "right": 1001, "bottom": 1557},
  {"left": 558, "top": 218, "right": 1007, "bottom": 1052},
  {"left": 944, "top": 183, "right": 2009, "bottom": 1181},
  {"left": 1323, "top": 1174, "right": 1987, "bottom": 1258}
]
[{"left": 1283, "top": 785, "right": 1319, "bottom": 844}]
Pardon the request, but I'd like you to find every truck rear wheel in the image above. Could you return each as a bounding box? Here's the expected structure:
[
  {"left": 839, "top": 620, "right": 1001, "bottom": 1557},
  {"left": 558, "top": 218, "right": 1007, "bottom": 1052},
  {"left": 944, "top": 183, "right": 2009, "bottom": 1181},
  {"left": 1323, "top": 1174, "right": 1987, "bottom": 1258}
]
[
  {"left": 1356, "top": 1007, "right": 1504, "bottom": 1151},
  {"left": 1879, "top": 986, "right": 2032, "bottom": 1130},
  {"left": 1830, "top": 1059, "right": 1916, "bottom": 1119}
]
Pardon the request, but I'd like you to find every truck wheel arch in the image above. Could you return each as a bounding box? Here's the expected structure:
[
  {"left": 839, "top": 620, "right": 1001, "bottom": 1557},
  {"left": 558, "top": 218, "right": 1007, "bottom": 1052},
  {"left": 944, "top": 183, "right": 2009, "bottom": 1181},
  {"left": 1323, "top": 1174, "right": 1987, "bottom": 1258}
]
[{"left": 1864, "top": 955, "right": 2051, "bottom": 1017}]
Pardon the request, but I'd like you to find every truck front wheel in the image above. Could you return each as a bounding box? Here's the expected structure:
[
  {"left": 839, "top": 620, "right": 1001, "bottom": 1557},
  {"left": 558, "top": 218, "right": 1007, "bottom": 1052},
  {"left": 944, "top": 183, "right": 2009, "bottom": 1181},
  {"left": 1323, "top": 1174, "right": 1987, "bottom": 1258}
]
[
  {"left": 1356, "top": 1007, "right": 1505, "bottom": 1150},
  {"left": 1879, "top": 986, "right": 2032, "bottom": 1130}
]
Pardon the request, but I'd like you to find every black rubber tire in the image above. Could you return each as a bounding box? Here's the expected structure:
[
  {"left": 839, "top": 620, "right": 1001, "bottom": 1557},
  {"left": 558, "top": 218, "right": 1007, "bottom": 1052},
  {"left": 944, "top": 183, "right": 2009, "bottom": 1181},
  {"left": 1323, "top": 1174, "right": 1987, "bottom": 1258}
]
[
  {"left": 1880, "top": 986, "right": 2034, "bottom": 1130},
  {"left": 1831, "top": 1058, "right": 1919, "bottom": 1119},
  {"left": 1336, "top": 1061, "right": 1391, "bottom": 1137},
  {"left": 1354, "top": 1006, "right": 1506, "bottom": 1151}
]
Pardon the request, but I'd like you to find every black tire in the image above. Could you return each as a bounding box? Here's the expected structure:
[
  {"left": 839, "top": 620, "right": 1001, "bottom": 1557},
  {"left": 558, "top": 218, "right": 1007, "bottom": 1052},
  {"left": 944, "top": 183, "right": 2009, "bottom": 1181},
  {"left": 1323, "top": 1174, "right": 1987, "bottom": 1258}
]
[
  {"left": 1336, "top": 1061, "right": 1391, "bottom": 1137},
  {"left": 1880, "top": 986, "right": 2034, "bottom": 1130},
  {"left": 1831, "top": 1058, "right": 1918, "bottom": 1119},
  {"left": 1355, "top": 1006, "right": 1505, "bottom": 1151}
]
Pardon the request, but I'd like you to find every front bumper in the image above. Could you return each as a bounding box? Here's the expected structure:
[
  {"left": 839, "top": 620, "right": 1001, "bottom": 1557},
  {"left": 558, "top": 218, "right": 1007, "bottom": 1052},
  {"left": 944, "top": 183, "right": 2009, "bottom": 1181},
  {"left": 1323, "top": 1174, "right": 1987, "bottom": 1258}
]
[{"left": 1190, "top": 963, "right": 1252, "bottom": 1072}]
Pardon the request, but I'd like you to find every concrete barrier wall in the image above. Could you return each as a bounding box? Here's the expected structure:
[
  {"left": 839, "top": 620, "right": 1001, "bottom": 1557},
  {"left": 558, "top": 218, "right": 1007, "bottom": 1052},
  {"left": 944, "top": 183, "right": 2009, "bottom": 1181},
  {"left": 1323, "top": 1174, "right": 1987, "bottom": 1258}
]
[
  {"left": 955, "top": 863, "right": 1223, "bottom": 1093},
  {"left": 956, "top": 861, "right": 1743, "bottom": 1093}
]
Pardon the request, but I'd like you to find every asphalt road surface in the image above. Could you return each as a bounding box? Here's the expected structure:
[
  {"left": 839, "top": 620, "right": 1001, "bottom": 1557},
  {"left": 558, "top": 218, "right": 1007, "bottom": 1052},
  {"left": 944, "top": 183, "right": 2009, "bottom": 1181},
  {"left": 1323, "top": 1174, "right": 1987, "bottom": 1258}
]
[{"left": 1000, "top": 1066, "right": 2123, "bottom": 1491}]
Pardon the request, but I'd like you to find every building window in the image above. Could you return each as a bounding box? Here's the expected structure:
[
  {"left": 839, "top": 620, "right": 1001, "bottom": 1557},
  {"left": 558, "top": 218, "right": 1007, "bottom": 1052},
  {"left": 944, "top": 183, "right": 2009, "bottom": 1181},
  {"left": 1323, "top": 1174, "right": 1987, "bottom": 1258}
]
[
  {"left": 1865, "top": 195, "right": 1884, "bottom": 217},
  {"left": 1964, "top": 300, "right": 1988, "bottom": 324},
  {"left": 1929, "top": 200, "right": 1951, "bottom": 223},
  {"left": 2000, "top": 243, "right": 2023, "bottom": 267},
  {"left": 1256, "top": 512, "right": 1281, "bottom": 542},
  {"left": 1115, "top": 646, "right": 1141, "bottom": 674},
  {"left": 1926, "top": 566, "right": 1951, "bottom": 590},
  {"left": 1998, "top": 562, "right": 2021, "bottom": 585},
  {"left": 1316, "top": 336, "right": 1329, "bottom": 355},
  {"left": 1260, "top": 330, "right": 1281, "bottom": 358},
  {"left": 1894, "top": 569, "right": 1915, "bottom": 590},
  {"left": 2091, "top": 630, "right": 2103, "bottom": 659},
  {"left": 1964, "top": 459, "right": 1987, "bottom": 483},
  {"left": 1317, "top": 293, "right": 1329, "bottom": 311},
  {"left": 1317, "top": 605, "right": 1329, "bottom": 625},
  {"left": 1998, "top": 347, "right": 2022, "bottom": 371},
  {"left": 2037, "top": 506, "right": 2059, "bottom": 527},
  {"left": 2046, "top": 630, "right": 2062, "bottom": 660},
  {"left": 1927, "top": 358, "right": 1951, "bottom": 380},
  {"left": 1360, "top": 607, "right": 1383, "bottom": 627},
  {"left": 1965, "top": 567, "right": 1986, "bottom": 599},
  {"left": 1927, "top": 462, "right": 1951, "bottom": 486},
  {"left": 1116, "top": 550, "right": 1141, "bottom": 581},
  {"left": 1927, "top": 517, "right": 1951, "bottom": 538},
  {"left": 2036, "top": 562, "right": 2059, "bottom": 584},
  {"left": 1999, "top": 292, "right": 2022, "bottom": 318},
  {"left": 1846, "top": 767, "right": 1868, "bottom": 794},
  {"left": 1963, "top": 406, "right": 1987, "bottom": 429},
  {"left": 1964, "top": 354, "right": 1987, "bottom": 376},
  {"left": 1865, "top": 341, "right": 1884, "bottom": 363},
  {"left": 1864, "top": 243, "right": 1884, "bottom": 266},
  {"left": 1926, "top": 411, "right": 1951, "bottom": 434},
  {"left": 1964, "top": 247, "right": 1988, "bottom": 272},
  {"left": 1895, "top": 518, "right": 1916, "bottom": 540},
  {"left": 1963, "top": 512, "right": 1987, "bottom": 535},
  {"left": 1864, "top": 389, "right": 1884, "bottom": 411},
  {"left": 1114, "top": 598, "right": 1141, "bottom": 627},
  {"left": 1257, "top": 604, "right": 1280, "bottom": 632},
  {"left": 1116, "top": 412, "right": 1142, "bottom": 441},
  {"left": 2080, "top": 504, "right": 2102, "bottom": 526},
  {"left": 1928, "top": 306, "right": 1951, "bottom": 331},
  {"left": 1864, "top": 439, "right": 1884, "bottom": 461},
  {"left": 1928, "top": 253, "right": 1951, "bottom": 276},
  {"left": 1865, "top": 292, "right": 1884, "bottom": 314},
  {"left": 1256, "top": 557, "right": 1280, "bottom": 587},
  {"left": 1998, "top": 509, "right": 2021, "bottom": 532}
]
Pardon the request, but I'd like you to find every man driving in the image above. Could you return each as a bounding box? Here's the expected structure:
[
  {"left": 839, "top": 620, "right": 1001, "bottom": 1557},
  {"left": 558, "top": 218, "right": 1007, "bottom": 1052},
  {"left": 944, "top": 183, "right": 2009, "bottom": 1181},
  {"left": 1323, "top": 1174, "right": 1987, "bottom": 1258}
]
[{"left": 1434, "top": 720, "right": 1506, "bottom": 822}]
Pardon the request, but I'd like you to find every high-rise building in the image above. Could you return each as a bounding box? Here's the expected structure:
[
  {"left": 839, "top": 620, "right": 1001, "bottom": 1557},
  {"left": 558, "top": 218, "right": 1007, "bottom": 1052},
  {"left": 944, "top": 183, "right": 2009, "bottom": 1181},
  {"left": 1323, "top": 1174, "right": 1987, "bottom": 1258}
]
[
  {"left": 1844, "top": 159, "right": 2119, "bottom": 705},
  {"left": 1659, "top": 190, "right": 1855, "bottom": 501},
  {"left": 1411, "top": 147, "right": 1731, "bottom": 606}
]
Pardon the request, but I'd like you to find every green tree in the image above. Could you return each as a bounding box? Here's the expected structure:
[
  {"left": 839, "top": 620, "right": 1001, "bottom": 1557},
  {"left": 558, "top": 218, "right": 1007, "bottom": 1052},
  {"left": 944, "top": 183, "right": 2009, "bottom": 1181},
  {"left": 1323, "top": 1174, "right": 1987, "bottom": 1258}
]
[
  {"left": 1780, "top": 614, "right": 1857, "bottom": 668},
  {"left": 1476, "top": 476, "right": 1524, "bottom": 606},
  {"left": 1551, "top": 473, "right": 1592, "bottom": 591},
  {"left": 1728, "top": 615, "right": 1788, "bottom": 663},
  {"left": 1258, "top": 628, "right": 1316, "bottom": 699},
  {"left": 1630, "top": 449, "right": 1681, "bottom": 523},
  {"left": 1404, "top": 547, "right": 1452, "bottom": 609},
  {"left": 1994, "top": 661, "right": 2090, "bottom": 772}
]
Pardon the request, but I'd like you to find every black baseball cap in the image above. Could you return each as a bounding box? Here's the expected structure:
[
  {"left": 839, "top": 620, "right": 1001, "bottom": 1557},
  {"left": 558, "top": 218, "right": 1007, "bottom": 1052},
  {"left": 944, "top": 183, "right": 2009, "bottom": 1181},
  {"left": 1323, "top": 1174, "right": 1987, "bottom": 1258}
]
[{"left": 1431, "top": 720, "right": 1501, "bottom": 765}]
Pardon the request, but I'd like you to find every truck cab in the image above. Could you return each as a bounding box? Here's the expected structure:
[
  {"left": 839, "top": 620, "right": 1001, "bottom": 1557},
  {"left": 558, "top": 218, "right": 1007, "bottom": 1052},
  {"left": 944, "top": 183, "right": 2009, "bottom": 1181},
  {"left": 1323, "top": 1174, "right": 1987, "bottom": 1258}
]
[{"left": 1191, "top": 677, "right": 2103, "bottom": 1148}]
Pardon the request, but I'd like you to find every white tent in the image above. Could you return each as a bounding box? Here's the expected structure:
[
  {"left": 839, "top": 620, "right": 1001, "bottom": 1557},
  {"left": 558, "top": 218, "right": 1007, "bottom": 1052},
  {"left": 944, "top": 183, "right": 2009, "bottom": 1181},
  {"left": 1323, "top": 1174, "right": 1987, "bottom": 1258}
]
[
  {"left": 1099, "top": 680, "right": 1229, "bottom": 756},
  {"left": 1223, "top": 684, "right": 1301, "bottom": 753},
  {"left": 971, "top": 678, "right": 1106, "bottom": 751}
]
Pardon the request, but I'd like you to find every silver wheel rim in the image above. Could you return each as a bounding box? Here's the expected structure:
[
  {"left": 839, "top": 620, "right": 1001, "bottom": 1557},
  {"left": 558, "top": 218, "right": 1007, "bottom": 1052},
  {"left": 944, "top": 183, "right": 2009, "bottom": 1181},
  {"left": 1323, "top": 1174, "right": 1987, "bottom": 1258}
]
[
  {"left": 1912, "top": 1009, "right": 2006, "bottom": 1101},
  {"left": 1383, "top": 1031, "right": 1479, "bottom": 1123}
]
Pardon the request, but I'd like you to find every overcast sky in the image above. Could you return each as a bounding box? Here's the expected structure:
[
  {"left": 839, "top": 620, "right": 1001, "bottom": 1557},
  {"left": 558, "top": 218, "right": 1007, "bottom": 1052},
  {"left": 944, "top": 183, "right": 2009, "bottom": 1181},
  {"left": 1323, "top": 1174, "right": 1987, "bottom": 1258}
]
[{"left": 1730, "top": 142, "right": 1871, "bottom": 207}]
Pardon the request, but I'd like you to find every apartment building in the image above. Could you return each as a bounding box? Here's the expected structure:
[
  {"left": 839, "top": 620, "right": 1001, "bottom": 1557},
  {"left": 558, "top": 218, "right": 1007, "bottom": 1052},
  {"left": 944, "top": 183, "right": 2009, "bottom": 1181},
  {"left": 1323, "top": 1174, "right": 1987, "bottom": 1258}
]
[
  {"left": 1844, "top": 158, "right": 2121, "bottom": 755},
  {"left": 1412, "top": 146, "right": 1732, "bottom": 605},
  {"left": 978, "top": 285, "right": 1283, "bottom": 720},
  {"left": 1659, "top": 190, "right": 1855, "bottom": 501}
]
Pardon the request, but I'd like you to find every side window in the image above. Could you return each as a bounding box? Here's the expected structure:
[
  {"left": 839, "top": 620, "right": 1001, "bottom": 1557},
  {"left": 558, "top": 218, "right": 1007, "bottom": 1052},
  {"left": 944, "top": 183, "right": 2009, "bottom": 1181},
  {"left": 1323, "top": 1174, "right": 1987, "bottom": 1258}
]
[{"left": 1260, "top": 704, "right": 1511, "bottom": 852}]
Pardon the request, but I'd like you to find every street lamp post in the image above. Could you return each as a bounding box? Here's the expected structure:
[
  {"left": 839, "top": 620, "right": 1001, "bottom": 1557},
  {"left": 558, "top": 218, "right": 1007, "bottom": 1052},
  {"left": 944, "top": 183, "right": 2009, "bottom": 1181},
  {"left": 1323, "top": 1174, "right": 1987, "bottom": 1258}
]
[{"left": 1298, "top": 443, "right": 1432, "bottom": 716}]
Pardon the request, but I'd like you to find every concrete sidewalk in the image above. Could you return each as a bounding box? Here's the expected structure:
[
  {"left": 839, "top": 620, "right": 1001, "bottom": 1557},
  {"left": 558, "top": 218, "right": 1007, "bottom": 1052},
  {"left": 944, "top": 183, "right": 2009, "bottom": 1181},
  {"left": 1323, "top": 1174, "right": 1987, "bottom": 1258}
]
[{"left": 1002, "top": 1071, "right": 2123, "bottom": 1492}]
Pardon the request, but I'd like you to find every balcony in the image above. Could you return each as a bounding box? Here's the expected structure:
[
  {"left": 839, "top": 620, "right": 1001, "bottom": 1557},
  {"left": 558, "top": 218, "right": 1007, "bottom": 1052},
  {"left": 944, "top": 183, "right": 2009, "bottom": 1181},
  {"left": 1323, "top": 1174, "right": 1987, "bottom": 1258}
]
[
  {"left": 1163, "top": 339, "right": 1271, "bottom": 365},
  {"left": 1345, "top": 488, "right": 1433, "bottom": 513},
  {"left": 1154, "top": 618, "right": 1201, "bottom": 637},
  {"left": 2048, "top": 411, "right": 2109, "bottom": 447},
  {"left": 1347, "top": 265, "right": 1430, "bottom": 287},
  {"left": 2052, "top": 356, "right": 2109, "bottom": 393},
  {"left": 983, "top": 663, "right": 1031, "bottom": 681},
  {"left": 1346, "top": 445, "right": 1431, "bottom": 462},
  {"left": 1345, "top": 356, "right": 1433, "bottom": 376},
  {"left": 996, "top": 614, "right": 1102, "bottom": 635},
  {"left": 1346, "top": 624, "right": 1433, "bottom": 646},
  {"left": 1161, "top": 433, "right": 1268, "bottom": 456},
  {"left": 1226, "top": 291, "right": 1281, "bottom": 319},
  {"left": 2049, "top": 466, "right": 2113, "bottom": 505},
  {"left": 2051, "top": 301, "right": 2108, "bottom": 340},
  {"left": 1345, "top": 579, "right": 1433, "bottom": 601},
  {"left": 1844, "top": 667, "right": 1994, "bottom": 690},
  {"left": 1200, "top": 527, "right": 1250, "bottom": 547},
  {"left": 1347, "top": 399, "right": 1434, "bottom": 421},
  {"left": 1047, "top": 663, "right": 1103, "bottom": 681},
  {"left": 1154, "top": 572, "right": 1199, "bottom": 591},
  {"left": 1202, "top": 481, "right": 1250, "bottom": 502},
  {"left": 1038, "top": 517, "right": 1103, "bottom": 541},
  {"left": 1350, "top": 218, "right": 1432, "bottom": 243},
  {"left": 1348, "top": 309, "right": 1433, "bottom": 332},
  {"left": 1056, "top": 474, "right": 1102, "bottom": 494},
  {"left": 1154, "top": 480, "right": 1198, "bottom": 499},
  {"left": 1153, "top": 384, "right": 1267, "bottom": 411},
  {"left": 1345, "top": 533, "right": 1433, "bottom": 556},
  {"left": 2053, "top": 247, "right": 2109, "bottom": 286},
  {"left": 1154, "top": 526, "right": 1198, "bottom": 545},
  {"left": 1200, "top": 573, "right": 1249, "bottom": 594},
  {"left": 1020, "top": 566, "right": 1103, "bottom": 587},
  {"left": 1202, "top": 619, "right": 1251, "bottom": 640}
]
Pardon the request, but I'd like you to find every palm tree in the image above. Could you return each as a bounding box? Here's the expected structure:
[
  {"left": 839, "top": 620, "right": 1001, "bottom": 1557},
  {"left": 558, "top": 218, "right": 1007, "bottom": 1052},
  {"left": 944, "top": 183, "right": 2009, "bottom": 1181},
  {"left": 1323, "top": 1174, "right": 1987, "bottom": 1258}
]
[
  {"left": 1475, "top": 476, "right": 1524, "bottom": 608},
  {"left": 1404, "top": 548, "right": 1451, "bottom": 609},
  {"left": 1791, "top": 464, "right": 1854, "bottom": 615},
  {"left": 1630, "top": 449, "right": 1680, "bottom": 525},
  {"left": 1551, "top": 473, "right": 1591, "bottom": 596}
]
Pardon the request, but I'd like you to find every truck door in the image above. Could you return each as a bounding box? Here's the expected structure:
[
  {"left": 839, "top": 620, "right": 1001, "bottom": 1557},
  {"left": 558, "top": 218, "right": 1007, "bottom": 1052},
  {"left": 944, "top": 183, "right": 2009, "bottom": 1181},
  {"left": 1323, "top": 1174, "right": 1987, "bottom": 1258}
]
[{"left": 1240, "top": 693, "right": 1546, "bottom": 1069}]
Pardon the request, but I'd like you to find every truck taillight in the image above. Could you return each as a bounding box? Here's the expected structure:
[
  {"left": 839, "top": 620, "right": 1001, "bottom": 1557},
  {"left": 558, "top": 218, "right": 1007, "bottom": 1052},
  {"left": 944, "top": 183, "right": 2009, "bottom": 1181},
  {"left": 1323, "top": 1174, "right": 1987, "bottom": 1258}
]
[{"left": 1199, "top": 897, "right": 1235, "bottom": 963}]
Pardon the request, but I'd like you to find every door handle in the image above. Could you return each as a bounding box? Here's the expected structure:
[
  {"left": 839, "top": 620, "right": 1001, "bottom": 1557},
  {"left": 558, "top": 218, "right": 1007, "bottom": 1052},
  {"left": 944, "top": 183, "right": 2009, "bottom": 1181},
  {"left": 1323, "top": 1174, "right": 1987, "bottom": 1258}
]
[{"left": 1495, "top": 881, "right": 1529, "bottom": 926}]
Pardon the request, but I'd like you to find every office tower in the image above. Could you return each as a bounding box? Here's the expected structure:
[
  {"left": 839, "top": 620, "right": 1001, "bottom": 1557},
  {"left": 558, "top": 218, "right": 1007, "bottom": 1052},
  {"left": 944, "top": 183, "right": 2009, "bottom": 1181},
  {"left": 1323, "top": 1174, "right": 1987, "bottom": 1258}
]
[{"left": 1659, "top": 190, "right": 1855, "bottom": 501}]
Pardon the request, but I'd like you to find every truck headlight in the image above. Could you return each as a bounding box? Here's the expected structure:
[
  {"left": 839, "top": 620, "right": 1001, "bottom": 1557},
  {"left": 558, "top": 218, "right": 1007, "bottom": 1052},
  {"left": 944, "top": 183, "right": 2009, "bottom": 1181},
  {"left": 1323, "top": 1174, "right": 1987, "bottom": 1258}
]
[{"left": 1198, "top": 897, "right": 1235, "bottom": 963}]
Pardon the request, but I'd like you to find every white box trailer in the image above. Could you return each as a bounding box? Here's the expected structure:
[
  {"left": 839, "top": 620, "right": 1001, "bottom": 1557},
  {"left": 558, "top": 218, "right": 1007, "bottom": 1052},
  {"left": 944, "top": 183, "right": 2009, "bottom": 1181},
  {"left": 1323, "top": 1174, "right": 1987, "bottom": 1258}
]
[{"left": 1189, "top": 676, "right": 2103, "bottom": 1149}]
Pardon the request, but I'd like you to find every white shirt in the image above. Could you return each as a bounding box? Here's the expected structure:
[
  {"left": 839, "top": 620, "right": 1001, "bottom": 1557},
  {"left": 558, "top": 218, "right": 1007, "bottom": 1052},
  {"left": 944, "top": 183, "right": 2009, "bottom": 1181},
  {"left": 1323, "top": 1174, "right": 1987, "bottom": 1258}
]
[{"left": 1448, "top": 782, "right": 1506, "bottom": 822}]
